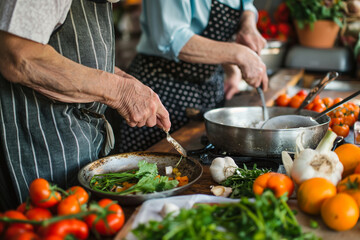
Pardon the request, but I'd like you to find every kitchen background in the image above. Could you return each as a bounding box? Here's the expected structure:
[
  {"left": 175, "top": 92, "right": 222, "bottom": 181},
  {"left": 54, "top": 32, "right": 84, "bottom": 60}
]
[{"left": 112, "top": 0, "right": 360, "bottom": 81}]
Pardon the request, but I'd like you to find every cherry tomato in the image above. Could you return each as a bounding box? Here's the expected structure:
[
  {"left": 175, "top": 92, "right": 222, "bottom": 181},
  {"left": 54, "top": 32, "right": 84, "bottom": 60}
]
[
  {"left": 11, "top": 231, "right": 40, "bottom": 240},
  {"left": 296, "top": 89, "right": 308, "bottom": 97},
  {"left": 25, "top": 208, "right": 52, "bottom": 222},
  {"left": 41, "top": 219, "right": 88, "bottom": 240},
  {"left": 57, "top": 195, "right": 81, "bottom": 216},
  {"left": 322, "top": 97, "right": 333, "bottom": 108},
  {"left": 66, "top": 186, "right": 89, "bottom": 205},
  {"left": 329, "top": 117, "right": 344, "bottom": 127},
  {"left": 3, "top": 210, "right": 33, "bottom": 232},
  {"left": 311, "top": 103, "right": 327, "bottom": 113},
  {"left": 29, "top": 178, "right": 61, "bottom": 208},
  {"left": 4, "top": 227, "right": 30, "bottom": 240},
  {"left": 332, "top": 124, "right": 350, "bottom": 138},
  {"left": 289, "top": 95, "right": 305, "bottom": 108},
  {"left": 16, "top": 202, "right": 34, "bottom": 214},
  {"left": 333, "top": 97, "right": 343, "bottom": 105},
  {"left": 311, "top": 95, "right": 323, "bottom": 105},
  {"left": 343, "top": 113, "right": 356, "bottom": 127},
  {"left": 304, "top": 102, "right": 314, "bottom": 110},
  {"left": 333, "top": 110, "right": 345, "bottom": 118},
  {"left": 275, "top": 93, "right": 291, "bottom": 107},
  {"left": 85, "top": 199, "right": 125, "bottom": 236}
]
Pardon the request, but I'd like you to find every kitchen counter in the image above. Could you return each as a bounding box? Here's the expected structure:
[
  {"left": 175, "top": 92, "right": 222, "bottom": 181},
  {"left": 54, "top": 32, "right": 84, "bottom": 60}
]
[{"left": 115, "top": 69, "right": 360, "bottom": 239}]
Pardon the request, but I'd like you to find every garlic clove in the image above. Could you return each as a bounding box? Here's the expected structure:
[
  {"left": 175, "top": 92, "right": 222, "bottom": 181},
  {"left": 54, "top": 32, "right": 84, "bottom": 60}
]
[
  {"left": 281, "top": 151, "right": 293, "bottom": 177},
  {"left": 210, "top": 185, "right": 232, "bottom": 197},
  {"left": 160, "top": 202, "right": 180, "bottom": 218}
]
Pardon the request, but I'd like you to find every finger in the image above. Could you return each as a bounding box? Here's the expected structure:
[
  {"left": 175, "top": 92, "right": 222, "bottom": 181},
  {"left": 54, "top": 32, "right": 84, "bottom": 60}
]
[
  {"left": 145, "top": 114, "right": 157, "bottom": 128},
  {"left": 156, "top": 108, "right": 171, "bottom": 132},
  {"left": 225, "top": 86, "right": 239, "bottom": 100},
  {"left": 262, "top": 71, "right": 269, "bottom": 91}
]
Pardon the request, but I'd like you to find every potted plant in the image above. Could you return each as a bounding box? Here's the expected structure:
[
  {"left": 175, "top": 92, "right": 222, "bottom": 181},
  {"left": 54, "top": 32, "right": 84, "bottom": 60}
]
[{"left": 285, "top": 0, "right": 346, "bottom": 48}]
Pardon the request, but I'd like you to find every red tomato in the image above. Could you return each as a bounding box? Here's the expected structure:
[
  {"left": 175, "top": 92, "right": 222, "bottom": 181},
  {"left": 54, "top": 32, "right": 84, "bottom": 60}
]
[
  {"left": 85, "top": 199, "right": 125, "bottom": 236},
  {"left": 332, "top": 124, "right": 350, "bottom": 138},
  {"left": 29, "top": 178, "right": 61, "bottom": 208},
  {"left": 25, "top": 208, "right": 52, "bottom": 222},
  {"left": 11, "top": 231, "right": 40, "bottom": 240},
  {"left": 66, "top": 186, "right": 89, "bottom": 205},
  {"left": 16, "top": 203, "right": 34, "bottom": 214},
  {"left": 4, "top": 227, "right": 30, "bottom": 240},
  {"left": 322, "top": 97, "right": 333, "bottom": 108},
  {"left": 296, "top": 89, "right": 308, "bottom": 97},
  {"left": 311, "top": 95, "right": 323, "bottom": 105},
  {"left": 344, "top": 113, "right": 356, "bottom": 127},
  {"left": 57, "top": 195, "right": 81, "bottom": 216},
  {"left": 289, "top": 95, "right": 304, "bottom": 108},
  {"left": 275, "top": 93, "right": 291, "bottom": 107},
  {"left": 3, "top": 211, "right": 33, "bottom": 232},
  {"left": 311, "top": 103, "right": 327, "bottom": 113},
  {"left": 330, "top": 117, "right": 344, "bottom": 127},
  {"left": 333, "top": 97, "right": 343, "bottom": 105},
  {"left": 43, "top": 236, "right": 63, "bottom": 240},
  {"left": 41, "top": 219, "right": 88, "bottom": 240},
  {"left": 304, "top": 102, "right": 314, "bottom": 110}
]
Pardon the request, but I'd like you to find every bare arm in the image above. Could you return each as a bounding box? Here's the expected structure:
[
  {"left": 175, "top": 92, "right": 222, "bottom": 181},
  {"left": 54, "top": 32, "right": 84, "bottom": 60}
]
[
  {"left": 178, "top": 34, "right": 268, "bottom": 90},
  {"left": 0, "top": 31, "right": 171, "bottom": 130}
]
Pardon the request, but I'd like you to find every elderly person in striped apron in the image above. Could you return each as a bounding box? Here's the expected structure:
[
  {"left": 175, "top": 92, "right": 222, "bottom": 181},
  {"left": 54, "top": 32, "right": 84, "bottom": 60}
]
[
  {"left": 0, "top": 0, "right": 171, "bottom": 210},
  {"left": 109, "top": 0, "right": 268, "bottom": 153}
]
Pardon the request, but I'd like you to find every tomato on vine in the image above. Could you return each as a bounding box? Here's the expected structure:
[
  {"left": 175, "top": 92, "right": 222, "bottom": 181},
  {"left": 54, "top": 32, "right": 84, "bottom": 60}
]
[
  {"left": 66, "top": 186, "right": 89, "bottom": 205},
  {"left": 275, "top": 93, "right": 291, "bottom": 107},
  {"left": 57, "top": 195, "right": 81, "bottom": 216},
  {"left": 41, "top": 219, "right": 89, "bottom": 240},
  {"left": 29, "top": 178, "right": 62, "bottom": 208},
  {"left": 25, "top": 208, "right": 52, "bottom": 222},
  {"left": 85, "top": 199, "right": 125, "bottom": 236}
]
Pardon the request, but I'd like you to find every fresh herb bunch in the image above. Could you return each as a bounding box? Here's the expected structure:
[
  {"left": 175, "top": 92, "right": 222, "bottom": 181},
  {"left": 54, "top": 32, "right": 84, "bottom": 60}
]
[
  {"left": 132, "top": 191, "right": 320, "bottom": 240},
  {"left": 221, "top": 164, "right": 270, "bottom": 198},
  {"left": 285, "top": 0, "right": 345, "bottom": 29},
  {"left": 90, "top": 160, "right": 178, "bottom": 195}
]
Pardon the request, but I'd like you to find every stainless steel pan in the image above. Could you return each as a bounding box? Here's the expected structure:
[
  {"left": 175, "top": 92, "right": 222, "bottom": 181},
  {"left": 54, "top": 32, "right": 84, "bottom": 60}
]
[
  {"left": 204, "top": 107, "right": 330, "bottom": 158},
  {"left": 78, "top": 152, "right": 203, "bottom": 206}
]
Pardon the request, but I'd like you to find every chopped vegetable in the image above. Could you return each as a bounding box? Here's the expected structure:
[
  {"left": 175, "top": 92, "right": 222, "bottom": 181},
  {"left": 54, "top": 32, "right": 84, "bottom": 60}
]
[
  {"left": 90, "top": 161, "right": 179, "bottom": 195},
  {"left": 282, "top": 130, "right": 343, "bottom": 186},
  {"left": 132, "top": 191, "right": 320, "bottom": 240},
  {"left": 220, "top": 164, "right": 270, "bottom": 198}
]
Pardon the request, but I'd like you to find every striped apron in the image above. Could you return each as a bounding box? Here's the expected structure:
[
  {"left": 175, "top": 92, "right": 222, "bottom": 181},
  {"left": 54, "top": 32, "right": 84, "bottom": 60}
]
[
  {"left": 109, "top": 0, "right": 243, "bottom": 153},
  {"left": 0, "top": 0, "right": 114, "bottom": 210}
]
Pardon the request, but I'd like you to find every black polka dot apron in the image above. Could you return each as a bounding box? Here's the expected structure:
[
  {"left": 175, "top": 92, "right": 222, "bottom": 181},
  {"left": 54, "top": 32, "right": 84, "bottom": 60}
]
[{"left": 114, "top": 0, "right": 244, "bottom": 153}]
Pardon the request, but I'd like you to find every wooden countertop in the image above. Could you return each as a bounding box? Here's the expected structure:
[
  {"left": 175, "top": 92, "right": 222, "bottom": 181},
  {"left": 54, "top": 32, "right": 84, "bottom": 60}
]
[{"left": 115, "top": 69, "right": 360, "bottom": 239}]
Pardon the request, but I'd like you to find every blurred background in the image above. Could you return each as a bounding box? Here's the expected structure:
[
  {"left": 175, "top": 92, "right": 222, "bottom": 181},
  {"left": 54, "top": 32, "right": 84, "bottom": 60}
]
[{"left": 113, "top": 0, "right": 360, "bottom": 80}]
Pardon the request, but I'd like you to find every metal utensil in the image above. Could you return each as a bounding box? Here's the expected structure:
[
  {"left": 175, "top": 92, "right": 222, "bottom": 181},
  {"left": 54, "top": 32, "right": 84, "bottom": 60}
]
[
  {"left": 257, "top": 87, "right": 269, "bottom": 121},
  {"left": 294, "top": 71, "right": 338, "bottom": 114},
  {"left": 262, "top": 90, "right": 360, "bottom": 129},
  {"left": 165, "top": 131, "right": 187, "bottom": 158}
]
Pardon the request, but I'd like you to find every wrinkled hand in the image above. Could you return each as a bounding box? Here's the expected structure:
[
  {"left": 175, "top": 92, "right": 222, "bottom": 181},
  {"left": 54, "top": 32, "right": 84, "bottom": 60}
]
[
  {"left": 235, "top": 46, "right": 268, "bottom": 91},
  {"left": 236, "top": 21, "right": 267, "bottom": 55},
  {"left": 223, "top": 64, "right": 242, "bottom": 100},
  {"left": 113, "top": 69, "right": 171, "bottom": 131}
]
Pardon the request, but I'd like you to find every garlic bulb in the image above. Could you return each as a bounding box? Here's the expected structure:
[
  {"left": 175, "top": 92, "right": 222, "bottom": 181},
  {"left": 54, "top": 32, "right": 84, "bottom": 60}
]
[
  {"left": 210, "top": 157, "right": 238, "bottom": 183},
  {"left": 160, "top": 203, "right": 180, "bottom": 218},
  {"left": 282, "top": 130, "right": 343, "bottom": 186}
]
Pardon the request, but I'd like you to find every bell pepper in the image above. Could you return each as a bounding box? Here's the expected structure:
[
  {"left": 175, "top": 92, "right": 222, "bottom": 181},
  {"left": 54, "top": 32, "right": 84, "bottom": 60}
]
[{"left": 253, "top": 172, "right": 294, "bottom": 198}]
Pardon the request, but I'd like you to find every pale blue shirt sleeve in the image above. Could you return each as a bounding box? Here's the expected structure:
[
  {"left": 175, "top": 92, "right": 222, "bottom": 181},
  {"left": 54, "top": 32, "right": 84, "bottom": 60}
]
[{"left": 137, "top": 0, "right": 257, "bottom": 61}]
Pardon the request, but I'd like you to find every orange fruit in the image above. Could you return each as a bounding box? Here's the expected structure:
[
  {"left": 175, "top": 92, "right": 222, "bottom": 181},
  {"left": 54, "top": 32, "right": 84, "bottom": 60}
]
[
  {"left": 334, "top": 143, "right": 360, "bottom": 177},
  {"left": 297, "top": 178, "right": 337, "bottom": 215},
  {"left": 321, "top": 193, "right": 359, "bottom": 231},
  {"left": 355, "top": 162, "right": 360, "bottom": 174}
]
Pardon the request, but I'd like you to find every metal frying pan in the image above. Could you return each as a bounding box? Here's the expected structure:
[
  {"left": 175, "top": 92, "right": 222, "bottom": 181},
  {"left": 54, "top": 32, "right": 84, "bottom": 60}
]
[{"left": 204, "top": 106, "right": 330, "bottom": 158}]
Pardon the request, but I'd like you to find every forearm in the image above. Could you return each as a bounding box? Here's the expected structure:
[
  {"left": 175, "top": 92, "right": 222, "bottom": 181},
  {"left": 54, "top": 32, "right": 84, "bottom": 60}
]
[
  {"left": 0, "top": 31, "right": 121, "bottom": 108},
  {"left": 239, "top": 10, "right": 257, "bottom": 30},
  {"left": 178, "top": 34, "right": 246, "bottom": 65}
]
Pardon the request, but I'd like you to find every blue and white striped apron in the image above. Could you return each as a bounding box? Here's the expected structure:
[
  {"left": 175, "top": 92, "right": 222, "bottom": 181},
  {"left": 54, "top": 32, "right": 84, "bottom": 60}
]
[{"left": 0, "top": 0, "right": 114, "bottom": 210}]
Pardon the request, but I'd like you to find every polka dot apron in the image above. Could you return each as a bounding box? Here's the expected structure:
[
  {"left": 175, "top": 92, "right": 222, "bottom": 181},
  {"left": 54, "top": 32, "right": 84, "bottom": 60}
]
[{"left": 115, "top": 0, "right": 243, "bottom": 153}]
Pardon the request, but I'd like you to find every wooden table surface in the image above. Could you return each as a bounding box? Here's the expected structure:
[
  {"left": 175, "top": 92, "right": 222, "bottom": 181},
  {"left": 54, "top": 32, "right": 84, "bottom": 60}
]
[{"left": 115, "top": 69, "right": 360, "bottom": 239}]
